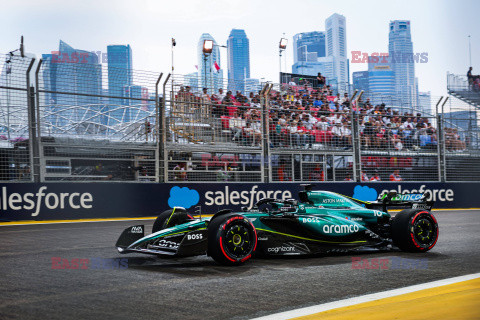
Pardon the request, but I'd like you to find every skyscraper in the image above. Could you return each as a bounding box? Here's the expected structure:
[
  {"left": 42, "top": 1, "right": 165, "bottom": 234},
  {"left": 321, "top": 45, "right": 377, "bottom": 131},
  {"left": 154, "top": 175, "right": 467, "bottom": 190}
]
[
  {"left": 107, "top": 45, "right": 133, "bottom": 122},
  {"left": 368, "top": 55, "right": 395, "bottom": 105},
  {"left": 293, "top": 31, "right": 326, "bottom": 64},
  {"left": 291, "top": 31, "right": 334, "bottom": 81},
  {"left": 197, "top": 33, "right": 223, "bottom": 92},
  {"left": 227, "top": 29, "right": 250, "bottom": 93},
  {"left": 41, "top": 40, "right": 102, "bottom": 130},
  {"left": 418, "top": 91, "right": 432, "bottom": 115},
  {"left": 352, "top": 71, "right": 369, "bottom": 97},
  {"left": 389, "top": 20, "right": 417, "bottom": 108},
  {"left": 326, "top": 13, "right": 348, "bottom": 92}
]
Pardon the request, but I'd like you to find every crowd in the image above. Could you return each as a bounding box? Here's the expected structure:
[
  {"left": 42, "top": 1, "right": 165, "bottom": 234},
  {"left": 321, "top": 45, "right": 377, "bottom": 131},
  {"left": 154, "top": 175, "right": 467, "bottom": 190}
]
[{"left": 174, "top": 79, "right": 466, "bottom": 152}]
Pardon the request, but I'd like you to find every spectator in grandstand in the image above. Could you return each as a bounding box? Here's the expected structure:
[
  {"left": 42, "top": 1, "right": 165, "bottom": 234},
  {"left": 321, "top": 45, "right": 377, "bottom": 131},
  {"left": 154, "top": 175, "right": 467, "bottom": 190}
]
[
  {"left": 445, "top": 128, "right": 466, "bottom": 151},
  {"left": 216, "top": 166, "right": 233, "bottom": 181},
  {"left": 297, "top": 120, "right": 313, "bottom": 147},
  {"left": 316, "top": 72, "right": 326, "bottom": 88},
  {"left": 277, "top": 162, "right": 290, "bottom": 181},
  {"left": 344, "top": 174, "right": 353, "bottom": 181},
  {"left": 340, "top": 93, "right": 349, "bottom": 105},
  {"left": 94, "top": 163, "right": 113, "bottom": 180},
  {"left": 331, "top": 123, "right": 350, "bottom": 147},
  {"left": 361, "top": 121, "right": 374, "bottom": 148},
  {"left": 389, "top": 169, "right": 402, "bottom": 181},
  {"left": 467, "top": 67, "right": 473, "bottom": 88},
  {"left": 173, "top": 162, "right": 187, "bottom": 181},
  {"left": 373, "top": 121, "right": 386, "bottom": 149},
  {"left": 201, "top": 88, "right": 210, "bottom": 101},
  {"left": 370, "top": 170, "right": 381, "bottom": 181},
  {"left": 385, "top": 124, "right": 401, "bottom": 150},
  {"left": 309, "top": 164, "right": 325, "bottom": 181},
  {"left": 230, "top": 112, "right": 244, "bottom": 142},
  {"left": 361, "top": 171, "right": 369, "bottom": 182},
  {"left": 213, "top": 88, "right": 225, "bottom": 102}
]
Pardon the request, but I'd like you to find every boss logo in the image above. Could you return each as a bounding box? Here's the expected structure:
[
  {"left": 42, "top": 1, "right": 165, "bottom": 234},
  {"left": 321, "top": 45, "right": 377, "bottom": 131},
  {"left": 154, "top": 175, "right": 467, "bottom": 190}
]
[
  {"left": 130, "top": 226, "right": 143, "bottom": 234},
  {"left": 187, "top": 234, "right": 203, "bottom": 240}
]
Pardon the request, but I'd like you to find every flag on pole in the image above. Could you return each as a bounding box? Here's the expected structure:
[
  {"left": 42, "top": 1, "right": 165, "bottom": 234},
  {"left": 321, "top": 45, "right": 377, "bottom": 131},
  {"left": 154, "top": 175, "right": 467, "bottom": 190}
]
[{"left": 213, "top": 61, "right": 220, "bottom": 72}]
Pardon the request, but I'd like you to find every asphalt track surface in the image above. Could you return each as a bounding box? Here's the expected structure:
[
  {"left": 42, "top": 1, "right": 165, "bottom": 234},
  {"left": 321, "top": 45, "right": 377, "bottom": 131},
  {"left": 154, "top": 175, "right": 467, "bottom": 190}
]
[{"left": 0, "top": 210, "right": 479, "bottom": 320}]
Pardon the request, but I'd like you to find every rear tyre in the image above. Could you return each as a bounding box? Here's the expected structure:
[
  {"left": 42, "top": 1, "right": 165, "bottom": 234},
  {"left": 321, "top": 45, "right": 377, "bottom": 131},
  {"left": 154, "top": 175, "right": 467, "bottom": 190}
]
[
  {"left": 152, "top": 208, "right": 193, "bottom": 233},
  {"left": 208, "top": 214, "right": 257, "bottom": 265},
  {"left": 391, "top": 209, "right": 439, "bottom": 252}
]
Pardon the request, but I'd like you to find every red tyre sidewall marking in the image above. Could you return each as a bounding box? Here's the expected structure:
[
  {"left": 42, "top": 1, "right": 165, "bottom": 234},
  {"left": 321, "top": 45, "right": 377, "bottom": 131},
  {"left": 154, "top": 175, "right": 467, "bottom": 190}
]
[
  {"left": 250, "top": 220, "right": 258, "bottom": 252},
  {"left": 219, "top": 236, "right": 236, "bottom": 262},
  {"left": 219, "top": 217, "right": 256, "bottom": 262},
  {"left": 410, "top": 211, "right": 437, "bottom": 250},
  {"left": 427, "top": 213, "right": 439, "bottom": 250}
]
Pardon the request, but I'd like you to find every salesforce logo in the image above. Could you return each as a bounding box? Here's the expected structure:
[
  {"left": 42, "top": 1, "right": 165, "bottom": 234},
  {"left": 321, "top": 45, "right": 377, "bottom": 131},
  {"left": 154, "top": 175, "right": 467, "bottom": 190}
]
[
  {"left": 352, "top": 185, "right": 378, "bottom": 201},
  {"left": 352, "top": 184, "right": 454, "bottom": 202},
  {"left": 167, "top": 186, "right": 199, "bottom": 209}
]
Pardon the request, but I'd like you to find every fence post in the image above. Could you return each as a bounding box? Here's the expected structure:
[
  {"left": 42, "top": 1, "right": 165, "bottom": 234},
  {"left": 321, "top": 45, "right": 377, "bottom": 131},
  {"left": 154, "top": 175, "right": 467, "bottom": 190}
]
[
  {"left": 25, "top": 58, "right": 38, "bottom": 182},
  {"left": 261, "top": 84, "right": 272, "bottom": 183},
  {"left": 162, "top": 73, "right": 171, "bottom": 182},
  {"left": 350, "top": 90, "right": 363, "bottom": 182},
  {"left": 437, "top": 113, "right": 446, "bottom": 182},
  {"left": 33, "top": 59, "right": 44, "bottom": 182},
  {"left": 155, "top": 73, "right": 163, "bottom": 183}
]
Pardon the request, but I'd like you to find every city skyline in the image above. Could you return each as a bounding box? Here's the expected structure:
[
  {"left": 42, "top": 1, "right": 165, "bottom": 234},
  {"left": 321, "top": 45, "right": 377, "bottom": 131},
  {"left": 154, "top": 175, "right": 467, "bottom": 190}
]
[{"left": 2, "top": 0, "right": 478, "bottom": 97}]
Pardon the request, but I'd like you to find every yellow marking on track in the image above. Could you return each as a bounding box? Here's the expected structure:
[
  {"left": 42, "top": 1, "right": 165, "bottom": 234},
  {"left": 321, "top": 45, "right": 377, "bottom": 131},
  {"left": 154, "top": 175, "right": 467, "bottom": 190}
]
[
  {"left": 0, "top": 214, "right": 214, "bottom": 226},
  {"left": 291, "top": 278, "right": 480, "bottom": 320}
]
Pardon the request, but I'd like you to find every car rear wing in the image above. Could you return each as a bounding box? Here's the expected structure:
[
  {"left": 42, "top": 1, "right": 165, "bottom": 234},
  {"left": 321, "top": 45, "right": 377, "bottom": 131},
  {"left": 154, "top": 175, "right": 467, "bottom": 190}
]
[{"left": 362, "top": 191, "right": 435, "bottom": 212}]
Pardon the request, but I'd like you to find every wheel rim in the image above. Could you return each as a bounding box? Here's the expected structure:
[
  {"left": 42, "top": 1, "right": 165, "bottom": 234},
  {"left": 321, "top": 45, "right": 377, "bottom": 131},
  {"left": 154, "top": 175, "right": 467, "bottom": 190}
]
[
  {"left": 412, "top": 216, "right": 437, "bottom": 247},
  {"left": 223, "top": 223, "right": 254, "bottom": 259}
]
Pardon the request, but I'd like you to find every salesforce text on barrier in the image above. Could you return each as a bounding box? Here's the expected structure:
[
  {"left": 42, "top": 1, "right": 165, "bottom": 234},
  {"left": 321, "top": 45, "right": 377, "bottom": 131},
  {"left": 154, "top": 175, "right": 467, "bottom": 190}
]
[
  {"left": 379, "top": 185, "right": 454, "bottom": 202},
  {"left": 205, "top": 186, "right": 292, "bottom": 209},
  {"left": 0, "top": 186, "right": 93, "bottom": 217}
]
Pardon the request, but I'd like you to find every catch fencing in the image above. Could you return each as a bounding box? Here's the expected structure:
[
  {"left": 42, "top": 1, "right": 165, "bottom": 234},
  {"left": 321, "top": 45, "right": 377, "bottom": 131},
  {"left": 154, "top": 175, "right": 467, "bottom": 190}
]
[{"left": 0, "top": 53, "right": 479, "bottom": 183}]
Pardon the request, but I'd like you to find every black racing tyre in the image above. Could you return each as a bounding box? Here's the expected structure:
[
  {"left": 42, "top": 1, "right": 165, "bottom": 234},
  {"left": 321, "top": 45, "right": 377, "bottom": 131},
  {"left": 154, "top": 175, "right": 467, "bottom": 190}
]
[
  {"left": 391, "top": 209, "right": 439, "bottom": 252},
  {"left": 207, "top": 213, "right": 257, "bottom": 265},
  {"left": 152, "top": 208, "right": 193, "bottom": 233}
]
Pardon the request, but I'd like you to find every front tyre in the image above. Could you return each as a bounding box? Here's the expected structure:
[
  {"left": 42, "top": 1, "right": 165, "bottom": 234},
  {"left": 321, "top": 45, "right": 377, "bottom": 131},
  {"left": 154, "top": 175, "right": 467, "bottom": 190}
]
[
  {"left": 152, "top": 208, "right": 193, "bottom": 233},
  {"left": 208, "top": 214, "right": 257, "bottom": 265},
  {"left": 391, "top": 209, "right": 439, "bottom": 252}
]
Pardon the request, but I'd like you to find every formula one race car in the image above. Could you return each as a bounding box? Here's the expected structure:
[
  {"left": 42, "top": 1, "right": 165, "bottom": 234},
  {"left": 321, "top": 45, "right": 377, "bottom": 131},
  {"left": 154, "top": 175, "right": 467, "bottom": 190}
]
[{"left": 116, "top": 186, "right": 439, "bottom": 265}]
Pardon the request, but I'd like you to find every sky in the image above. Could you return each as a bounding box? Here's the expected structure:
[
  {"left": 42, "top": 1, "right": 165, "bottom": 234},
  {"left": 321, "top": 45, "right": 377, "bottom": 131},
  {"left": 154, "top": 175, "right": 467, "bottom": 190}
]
[{"left": 1, "top": 0, "right": 479, "bottom": 97}]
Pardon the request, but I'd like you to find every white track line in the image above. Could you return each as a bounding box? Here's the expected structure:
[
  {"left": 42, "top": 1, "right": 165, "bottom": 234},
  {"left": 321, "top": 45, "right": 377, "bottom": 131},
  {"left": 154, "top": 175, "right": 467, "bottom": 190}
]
[{"left": 250, "top": 273, "right": 480, "bottom": 320}]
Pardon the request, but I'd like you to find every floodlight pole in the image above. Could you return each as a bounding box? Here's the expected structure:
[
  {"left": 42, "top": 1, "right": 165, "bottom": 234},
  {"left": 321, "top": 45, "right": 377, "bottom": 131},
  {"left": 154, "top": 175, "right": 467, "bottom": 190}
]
[
  {"left": 279, "top": 48, "right": 283, "bottom": 76},
  {"left": 468, "top": 35, "right": 472, "bottom": 67}
]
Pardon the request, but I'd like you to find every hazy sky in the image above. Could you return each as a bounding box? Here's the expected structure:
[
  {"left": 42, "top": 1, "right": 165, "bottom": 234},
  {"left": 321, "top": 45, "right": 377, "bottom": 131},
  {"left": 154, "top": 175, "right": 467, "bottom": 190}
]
[{"left": 1, "top": 0, "right": 478, "bottom": 97}]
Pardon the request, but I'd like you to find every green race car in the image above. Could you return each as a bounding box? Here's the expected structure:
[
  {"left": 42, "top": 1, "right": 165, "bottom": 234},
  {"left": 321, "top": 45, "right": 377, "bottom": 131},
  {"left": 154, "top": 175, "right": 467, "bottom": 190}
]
[{"left": 116, "top": 186, "right": 438, "bottom": 265}]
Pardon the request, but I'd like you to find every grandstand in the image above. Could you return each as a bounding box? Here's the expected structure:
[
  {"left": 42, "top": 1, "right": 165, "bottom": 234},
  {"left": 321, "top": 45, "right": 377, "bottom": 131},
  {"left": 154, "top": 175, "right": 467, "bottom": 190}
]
[{"left": 1, "top": 53, "right": 479, "bottom": 183}]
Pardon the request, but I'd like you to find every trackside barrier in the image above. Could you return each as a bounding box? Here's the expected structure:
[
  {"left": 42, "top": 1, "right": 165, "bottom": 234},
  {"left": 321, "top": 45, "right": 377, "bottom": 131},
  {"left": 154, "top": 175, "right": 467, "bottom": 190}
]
[{"left": 0, "top": 182, "right": 478, "bottom": 221}]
